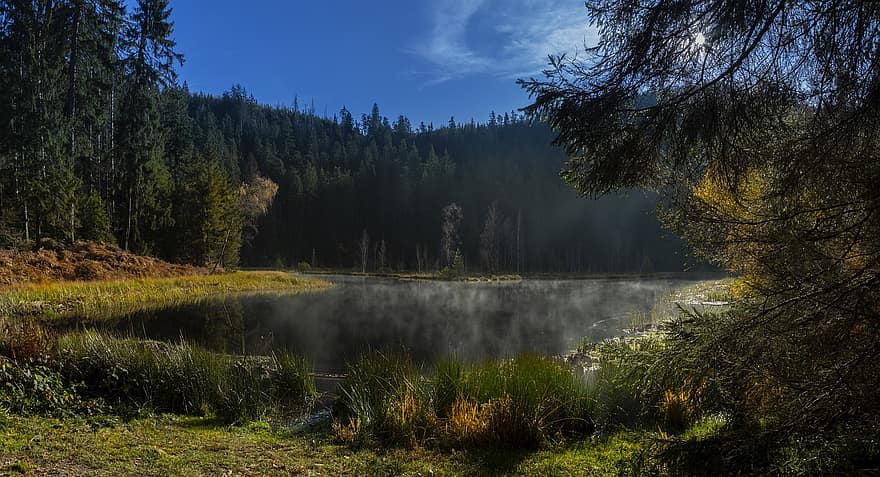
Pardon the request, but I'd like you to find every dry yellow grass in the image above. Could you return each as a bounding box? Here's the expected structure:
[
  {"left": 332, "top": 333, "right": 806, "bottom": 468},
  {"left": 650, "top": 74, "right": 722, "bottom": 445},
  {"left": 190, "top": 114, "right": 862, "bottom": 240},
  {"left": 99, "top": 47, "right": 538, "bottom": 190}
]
[{"left": 0, "top": 272, "right": 331, "bottom": 321}]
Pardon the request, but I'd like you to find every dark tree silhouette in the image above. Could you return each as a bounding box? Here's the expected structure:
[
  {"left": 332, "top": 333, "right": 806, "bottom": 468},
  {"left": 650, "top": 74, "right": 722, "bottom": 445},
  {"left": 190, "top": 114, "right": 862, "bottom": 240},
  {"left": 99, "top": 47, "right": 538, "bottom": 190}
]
[{"left": 522, "top": 0, "right": 880, "bottom": 444}]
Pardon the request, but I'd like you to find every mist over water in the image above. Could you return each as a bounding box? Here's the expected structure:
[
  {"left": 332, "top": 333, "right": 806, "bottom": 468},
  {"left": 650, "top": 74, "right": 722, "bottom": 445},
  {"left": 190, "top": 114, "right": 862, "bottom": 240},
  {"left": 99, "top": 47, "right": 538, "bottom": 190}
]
[{"left": 102, "top": 275, "right": 705, "bottom": 373}]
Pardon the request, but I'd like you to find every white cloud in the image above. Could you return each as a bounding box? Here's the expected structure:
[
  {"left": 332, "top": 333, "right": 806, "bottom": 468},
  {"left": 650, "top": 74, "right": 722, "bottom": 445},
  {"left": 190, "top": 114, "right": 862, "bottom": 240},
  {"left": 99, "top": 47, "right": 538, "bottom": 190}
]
[{"left": 413, "top": 0, "right": 596, "bottom": 85}]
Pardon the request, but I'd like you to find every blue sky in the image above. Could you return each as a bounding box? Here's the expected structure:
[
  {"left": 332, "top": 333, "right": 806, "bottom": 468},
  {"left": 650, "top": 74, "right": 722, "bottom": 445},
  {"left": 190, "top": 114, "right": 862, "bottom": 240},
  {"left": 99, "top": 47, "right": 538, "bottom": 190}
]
[{"left": 168, "top": 0, "right": 596, "bottom": 126}]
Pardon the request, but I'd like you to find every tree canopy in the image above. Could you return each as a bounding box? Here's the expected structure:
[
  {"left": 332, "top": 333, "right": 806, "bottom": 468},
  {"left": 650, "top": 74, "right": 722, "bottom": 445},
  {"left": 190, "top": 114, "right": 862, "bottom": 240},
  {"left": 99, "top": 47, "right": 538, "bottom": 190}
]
[{"left": 523, "top": 0, "right": 880, "bottom": 450}]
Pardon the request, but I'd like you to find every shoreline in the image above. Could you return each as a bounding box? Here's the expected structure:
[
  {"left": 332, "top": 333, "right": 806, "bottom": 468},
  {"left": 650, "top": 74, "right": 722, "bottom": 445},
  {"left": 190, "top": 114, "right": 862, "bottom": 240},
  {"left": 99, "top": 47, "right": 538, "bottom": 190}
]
[
  {"left": 0, "top": 271, "right": 332, "bottom": 321},
  {"left": 266, "top": 268, "right": 727, "bottom": 283}
]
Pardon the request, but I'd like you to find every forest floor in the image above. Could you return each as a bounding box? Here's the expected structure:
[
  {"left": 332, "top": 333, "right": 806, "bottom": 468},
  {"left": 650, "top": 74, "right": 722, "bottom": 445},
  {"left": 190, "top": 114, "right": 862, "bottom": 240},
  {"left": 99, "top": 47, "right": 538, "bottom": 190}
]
[
  {"left": 0, "top": 241, "right": 205, "bottom": 288},
  {"left": 0, "top": 413, "right": 649, "bottom": 477}
]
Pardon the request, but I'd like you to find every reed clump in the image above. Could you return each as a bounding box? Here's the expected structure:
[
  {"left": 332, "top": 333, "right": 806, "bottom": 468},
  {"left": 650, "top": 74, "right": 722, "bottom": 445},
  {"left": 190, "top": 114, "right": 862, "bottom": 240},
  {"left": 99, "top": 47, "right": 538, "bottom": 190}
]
[
  {"left": 334, "top": 352, "right": 436, "bottom": 446},
  {"left": 0, "top": 317, "right": 55, "bottom": 363},
  {"left": 335, "top": 352, "right": 594, "bottom": 448},
  {"left": 436, "top": 354, "right": 593, "bottom": 446},
  {"left": 57, "top": 331, "right": 316, "bottom": 423}
]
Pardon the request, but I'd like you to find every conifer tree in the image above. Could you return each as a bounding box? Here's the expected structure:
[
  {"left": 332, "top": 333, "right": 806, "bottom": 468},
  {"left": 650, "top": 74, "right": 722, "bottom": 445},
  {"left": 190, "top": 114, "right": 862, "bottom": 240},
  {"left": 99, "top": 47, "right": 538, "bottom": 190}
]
[{"left": 116, "top": 0, "right": 181, "bottom": 251}]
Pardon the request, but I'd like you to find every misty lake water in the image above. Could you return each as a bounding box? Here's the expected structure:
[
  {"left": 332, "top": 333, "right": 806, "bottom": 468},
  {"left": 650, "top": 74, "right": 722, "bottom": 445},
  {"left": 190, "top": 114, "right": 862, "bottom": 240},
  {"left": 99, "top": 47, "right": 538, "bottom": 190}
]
[{"left": 95, "top": 274, "right": 706, "bottom": 373}]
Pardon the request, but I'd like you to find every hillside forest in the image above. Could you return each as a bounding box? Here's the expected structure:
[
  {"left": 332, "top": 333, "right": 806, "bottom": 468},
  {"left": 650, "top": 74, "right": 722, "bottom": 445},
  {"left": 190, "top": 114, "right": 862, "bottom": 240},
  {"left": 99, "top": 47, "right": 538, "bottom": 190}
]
[{"left": 0, "top": 0, "right": 691, "bottom": 273}]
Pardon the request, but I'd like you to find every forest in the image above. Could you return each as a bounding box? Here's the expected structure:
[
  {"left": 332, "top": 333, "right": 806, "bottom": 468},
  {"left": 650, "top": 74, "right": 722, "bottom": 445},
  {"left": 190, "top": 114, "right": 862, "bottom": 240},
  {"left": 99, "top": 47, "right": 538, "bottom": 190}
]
[{"left": 0, "top": 0, "right": 688, "bottom": 274}]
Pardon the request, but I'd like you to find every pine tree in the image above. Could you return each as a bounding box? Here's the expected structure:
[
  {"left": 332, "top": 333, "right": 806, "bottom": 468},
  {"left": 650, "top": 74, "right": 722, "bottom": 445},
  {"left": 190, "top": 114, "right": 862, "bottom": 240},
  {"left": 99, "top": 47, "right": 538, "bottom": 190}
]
[
  {"left": 116, "top": 0, "right": 181, "bottom": 251},
  {"left": 0, "top": 0, "right": 75, "bottom": 241}
]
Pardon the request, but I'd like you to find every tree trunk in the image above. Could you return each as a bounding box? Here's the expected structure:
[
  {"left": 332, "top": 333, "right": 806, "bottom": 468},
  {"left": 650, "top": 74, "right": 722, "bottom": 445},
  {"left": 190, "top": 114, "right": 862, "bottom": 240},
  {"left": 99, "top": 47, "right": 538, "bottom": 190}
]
[
  {"left": 23, "top": 201, "right": 30, "bottom": 243},
  {"left": 125, "top": 186, "right": 132, "bottom": 250},
  {"left": 66, "top": 0, "right": 81, "bottom": 154},
  {"left": 109, "top": 76, "right": 116, "bottom": 231},
  {"left": 212, "top": 227, "right": 232, "bottom": 273},
  {"left": 516, "top": 209, "right": 522, "bottom": 274}
]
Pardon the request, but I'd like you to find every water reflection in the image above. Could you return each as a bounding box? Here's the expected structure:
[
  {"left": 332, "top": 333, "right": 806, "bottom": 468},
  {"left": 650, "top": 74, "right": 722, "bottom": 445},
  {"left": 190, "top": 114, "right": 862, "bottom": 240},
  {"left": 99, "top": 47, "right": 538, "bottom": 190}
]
[{"left": 97, "top": 275, "right": 703, "bottom": 373}]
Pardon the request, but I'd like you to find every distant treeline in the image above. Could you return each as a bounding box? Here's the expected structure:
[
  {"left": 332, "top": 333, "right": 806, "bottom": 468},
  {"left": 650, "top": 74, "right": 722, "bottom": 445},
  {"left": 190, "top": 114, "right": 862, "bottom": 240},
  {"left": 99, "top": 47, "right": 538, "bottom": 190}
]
[
  {"left": 206, "top": 92, "right": 691, "bottom": 272},
  {"left": 0, "top": 0, "right": 694, "bottom": 272}
]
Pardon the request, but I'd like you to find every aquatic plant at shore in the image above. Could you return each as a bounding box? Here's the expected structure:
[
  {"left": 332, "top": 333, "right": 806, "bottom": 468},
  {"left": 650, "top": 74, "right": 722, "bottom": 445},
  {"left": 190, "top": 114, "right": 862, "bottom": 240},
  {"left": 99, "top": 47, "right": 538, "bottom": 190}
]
[
  {"left": 334, "top": 352, "right": 435, "bottom": 446},
  {"left": 336, "top": 352, "right": 595, "bottom": 447},
  {"left": 56, "top": 332, "right": 316, "bottom": 423}
]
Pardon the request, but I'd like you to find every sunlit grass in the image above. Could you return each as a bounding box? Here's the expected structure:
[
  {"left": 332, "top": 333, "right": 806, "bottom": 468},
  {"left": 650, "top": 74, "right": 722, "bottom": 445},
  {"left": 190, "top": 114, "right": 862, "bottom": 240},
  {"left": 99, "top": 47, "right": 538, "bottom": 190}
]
[
  {"left": 0, "top": 412, "right": 665, "bottom": 476},
  {"left": 334, "top": 352, "right": 436, "bottom": 446},
  {"left": 0, "top": 272, "right": 331, "bottom": 321},
  {"left": 336, "top": 352, "right": 593, "bottom": 447}
]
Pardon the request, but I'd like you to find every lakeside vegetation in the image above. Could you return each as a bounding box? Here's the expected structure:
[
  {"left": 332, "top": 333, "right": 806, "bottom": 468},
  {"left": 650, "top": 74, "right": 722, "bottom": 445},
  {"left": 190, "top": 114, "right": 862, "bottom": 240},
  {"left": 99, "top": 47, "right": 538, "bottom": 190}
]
[
  {"left": 0, "top": 271, "right": 331, "bottom": 321},
  {"left": 3, "top": 291, "right": 873, "bottom": 476},
  {"left": 302, "top": 268, "right": 524, "bottom": 282}
]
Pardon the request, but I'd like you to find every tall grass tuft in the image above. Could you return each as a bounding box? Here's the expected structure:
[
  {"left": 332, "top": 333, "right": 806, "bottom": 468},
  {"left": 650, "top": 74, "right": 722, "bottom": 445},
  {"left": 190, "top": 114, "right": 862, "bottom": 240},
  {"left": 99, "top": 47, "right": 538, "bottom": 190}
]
[
  {"left": 212, "top": 359, "right": 270, "bottom": 424},
  {"left": 58, "top": 332, "right": 219, "bottom": 415},
  {"left": 436, "top": 354, "right": 593, "bottom": 446},
  {"left": 0, "top": 317, "right": 55, "bottom": 363},
  {"left": 57, "top": 331, "right": 316, "bottom": 423},
  {"left": 335, "top": 351, "right": 436, "bottom": 445},
  {"left": 271, "top": 351, "right": 317, "bottom": 411},
  {"left": 335, "top": 352, "right": 593, "bottom": 448}
]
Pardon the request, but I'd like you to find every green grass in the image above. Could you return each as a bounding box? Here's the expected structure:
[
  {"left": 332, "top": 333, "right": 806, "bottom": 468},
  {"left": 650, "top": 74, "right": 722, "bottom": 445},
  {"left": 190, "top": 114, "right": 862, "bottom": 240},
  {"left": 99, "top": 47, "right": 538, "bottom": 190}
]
[
  {"left": 335, "top": 352, "right": 435, "bottom": 446},
  {"left": 4, "top": 409, "right": 869, "bottom": 476},
  {"left": 0, "top": 271, "right": 331, "bottom": 321},
  {"left": 436, "top": 354, "right": 593, "bottom": 446},
  {"left": 336, "top": 352, "right": 594, "bottom": 448},
  {"left": 0, "top": 411, "right": 659, "bottom": 476},
  {"left": 56, "top": 332, "right": 316, "bottom": 423}
]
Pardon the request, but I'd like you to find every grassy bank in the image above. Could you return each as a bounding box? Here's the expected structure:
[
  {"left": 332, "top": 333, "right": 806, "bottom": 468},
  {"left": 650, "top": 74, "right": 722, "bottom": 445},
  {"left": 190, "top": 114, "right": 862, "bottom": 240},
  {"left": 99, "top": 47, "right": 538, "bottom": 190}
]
[
  {"left": 0, "top": 332, "right": 652, "bottom": 475},
  {"left": 0, "top": 271, "right": 331, "bottom": 320}
]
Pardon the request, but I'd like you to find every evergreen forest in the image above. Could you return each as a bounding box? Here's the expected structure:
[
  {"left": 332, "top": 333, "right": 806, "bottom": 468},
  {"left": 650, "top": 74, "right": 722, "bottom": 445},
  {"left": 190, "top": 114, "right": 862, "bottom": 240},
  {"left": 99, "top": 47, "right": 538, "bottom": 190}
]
[{"left": 0, "top": 0, "right": 689, "bottom": 273}]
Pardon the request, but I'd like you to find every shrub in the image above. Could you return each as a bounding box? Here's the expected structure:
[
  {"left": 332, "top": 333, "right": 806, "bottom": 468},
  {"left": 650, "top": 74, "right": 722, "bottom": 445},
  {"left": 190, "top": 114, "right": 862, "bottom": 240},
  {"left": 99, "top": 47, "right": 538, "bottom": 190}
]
[
  {"left": 588, "top": 328, "right": 713, "bottom": 432},
  {"left": 0, "top": 358, "right": 96, "bottom": 416},
  {"left": 296, "top": 261, "right": 311, "bottom": 272},
  {"left": 0, "top": 318, "right": 55, "bottom": 363},
  {"left": 587, "top": 343, "right": 653, "bottom": 430},
  {"left": 438, "top": 250, "right": 465, "bottom": 279}
]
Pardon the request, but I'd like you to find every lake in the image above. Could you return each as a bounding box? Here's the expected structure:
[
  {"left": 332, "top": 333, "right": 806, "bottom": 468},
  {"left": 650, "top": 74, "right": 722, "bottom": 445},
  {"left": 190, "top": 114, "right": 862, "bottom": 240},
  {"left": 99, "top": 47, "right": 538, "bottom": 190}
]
[{"left": 95, "top": 274, "right": 707, "bottom": 373}]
